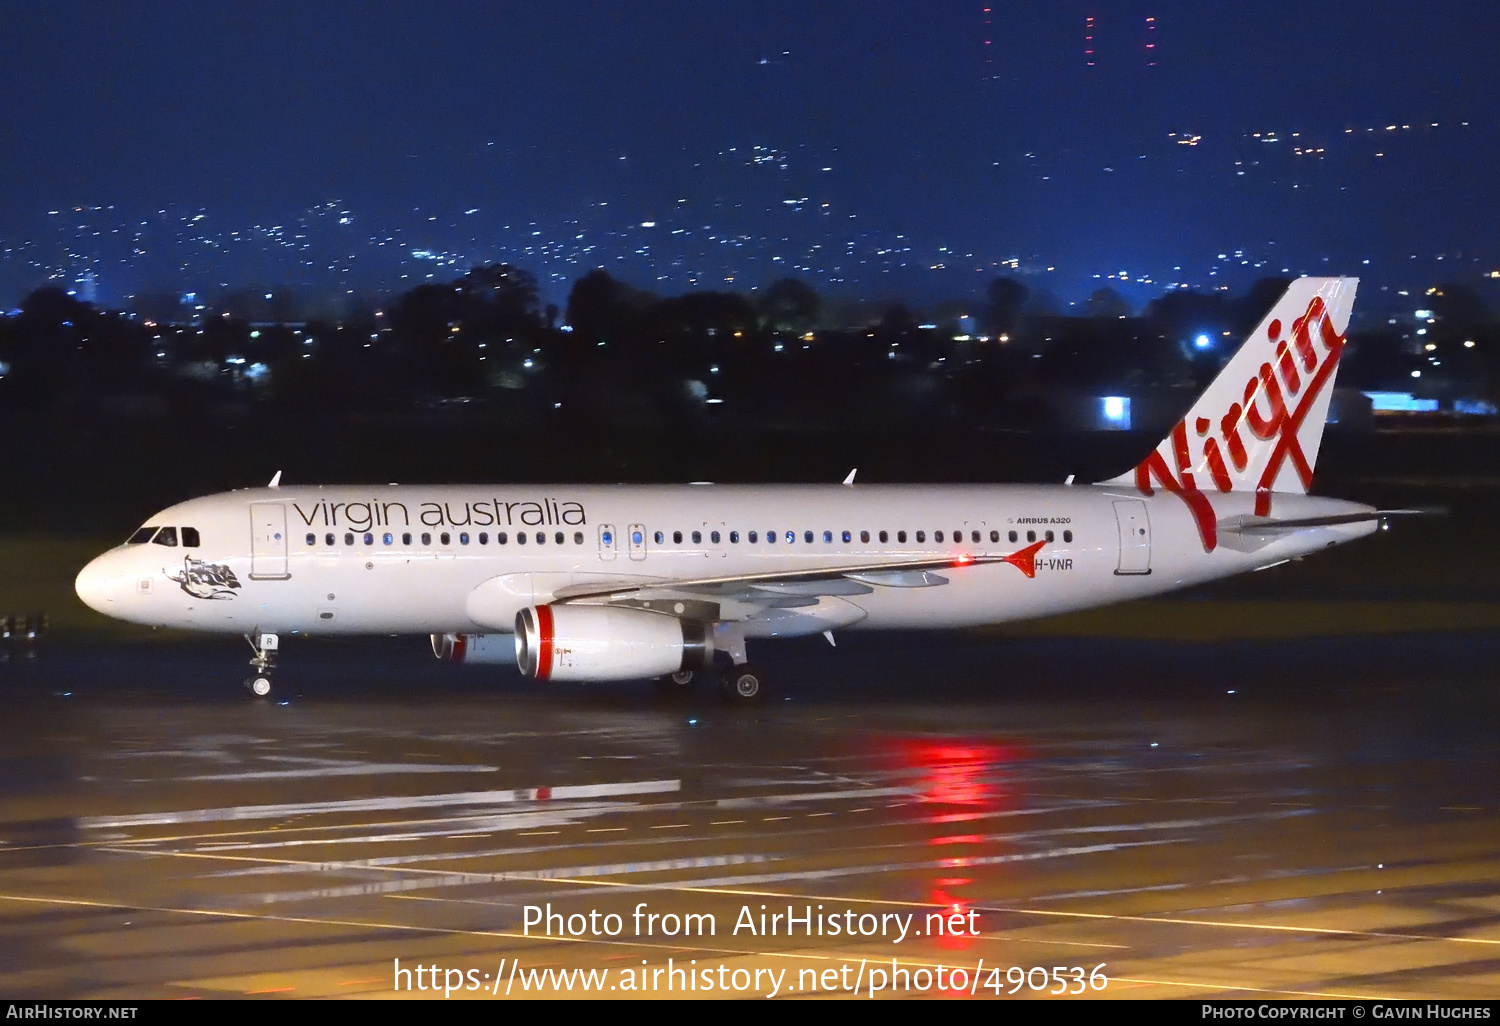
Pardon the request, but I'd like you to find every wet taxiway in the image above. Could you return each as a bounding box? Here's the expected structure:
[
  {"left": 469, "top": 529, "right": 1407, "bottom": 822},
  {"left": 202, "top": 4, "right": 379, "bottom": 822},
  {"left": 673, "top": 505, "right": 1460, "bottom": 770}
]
[{"left": 1, "top": 629, "right": 1498, "bottom": 1000}]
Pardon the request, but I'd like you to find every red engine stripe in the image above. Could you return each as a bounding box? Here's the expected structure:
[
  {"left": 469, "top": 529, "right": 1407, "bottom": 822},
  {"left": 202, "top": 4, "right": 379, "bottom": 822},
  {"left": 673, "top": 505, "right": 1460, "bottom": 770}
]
[
  {"left": 535, "top": 605, "right": 554, "bottom": 681},
  {"left": 451, "top": 635, "right": 467, "bottom": 664}
]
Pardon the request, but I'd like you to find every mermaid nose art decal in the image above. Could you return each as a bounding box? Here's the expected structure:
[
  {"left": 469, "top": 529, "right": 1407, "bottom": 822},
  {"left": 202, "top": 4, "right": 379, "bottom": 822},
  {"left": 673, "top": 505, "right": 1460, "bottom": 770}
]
[{"left": 166, "top": 557, "right": 243, "bottom": 600}]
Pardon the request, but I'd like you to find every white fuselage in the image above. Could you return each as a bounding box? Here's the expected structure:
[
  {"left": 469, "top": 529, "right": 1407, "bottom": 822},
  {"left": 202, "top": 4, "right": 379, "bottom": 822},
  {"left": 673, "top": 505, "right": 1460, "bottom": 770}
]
[{"left": 74, "top": 483, "right": 1377, "bottom": 640}]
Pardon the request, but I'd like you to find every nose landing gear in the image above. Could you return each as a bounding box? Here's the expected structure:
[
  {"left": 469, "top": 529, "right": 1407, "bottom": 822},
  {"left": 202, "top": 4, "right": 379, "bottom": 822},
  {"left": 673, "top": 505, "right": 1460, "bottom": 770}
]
[{"left": 244, "top": 632, "right": 279, "bottom": 697}]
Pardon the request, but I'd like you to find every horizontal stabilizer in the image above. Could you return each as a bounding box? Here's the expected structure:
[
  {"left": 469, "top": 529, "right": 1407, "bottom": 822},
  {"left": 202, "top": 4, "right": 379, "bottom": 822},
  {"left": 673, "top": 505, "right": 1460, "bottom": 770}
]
[
  {"left": 1224, "top": 508, "right": 1438, "bottom": 535},
  {"left": 1216, "top": 508, "right": 1440, "bottom": 552}
]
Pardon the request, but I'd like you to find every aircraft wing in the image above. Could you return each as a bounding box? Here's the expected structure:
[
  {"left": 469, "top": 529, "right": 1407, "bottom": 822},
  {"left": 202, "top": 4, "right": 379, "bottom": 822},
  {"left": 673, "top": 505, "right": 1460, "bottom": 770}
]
[{"left": 550, "top": 541, "right": 1047, "bottom": 604}]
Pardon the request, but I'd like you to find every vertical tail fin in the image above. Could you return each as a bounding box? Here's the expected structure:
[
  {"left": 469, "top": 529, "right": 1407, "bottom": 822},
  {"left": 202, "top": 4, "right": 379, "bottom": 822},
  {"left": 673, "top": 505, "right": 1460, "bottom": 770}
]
[{"left": 1103, "top": 277, "right": 1358, "bottom": 549}]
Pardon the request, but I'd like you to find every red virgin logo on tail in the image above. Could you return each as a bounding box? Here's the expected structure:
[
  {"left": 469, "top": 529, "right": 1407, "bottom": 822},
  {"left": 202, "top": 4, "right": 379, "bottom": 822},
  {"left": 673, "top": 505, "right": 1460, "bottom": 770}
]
[{"left": 1132, "top": 295, "right": 1347, "bottom": 552}]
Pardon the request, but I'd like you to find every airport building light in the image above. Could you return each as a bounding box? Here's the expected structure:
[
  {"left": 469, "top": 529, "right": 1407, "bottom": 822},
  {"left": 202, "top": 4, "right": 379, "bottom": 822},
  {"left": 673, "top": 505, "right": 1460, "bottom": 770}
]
[{"left": 1363, "top": 391, "right": 1438, "bottom": 413}]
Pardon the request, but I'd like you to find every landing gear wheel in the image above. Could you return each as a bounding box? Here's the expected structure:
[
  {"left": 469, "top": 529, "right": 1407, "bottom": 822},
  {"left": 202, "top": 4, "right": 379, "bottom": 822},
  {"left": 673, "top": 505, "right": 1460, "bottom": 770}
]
[
  {"left": 245, "top": 632, "right": 279, "bottom": 699},
  {"left": 724, "top": 665, "right": 765, "bottom": 703},
  {"left": 669, "top": 670, "right": 695, "bottom": 686}
]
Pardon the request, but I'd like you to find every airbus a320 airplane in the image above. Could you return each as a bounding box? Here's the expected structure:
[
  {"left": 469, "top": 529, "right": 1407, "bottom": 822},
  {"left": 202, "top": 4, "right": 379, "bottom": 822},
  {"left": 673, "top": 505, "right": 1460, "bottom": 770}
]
[{"left": 76, "top": 277, "right": 1403, "bottom": 701}]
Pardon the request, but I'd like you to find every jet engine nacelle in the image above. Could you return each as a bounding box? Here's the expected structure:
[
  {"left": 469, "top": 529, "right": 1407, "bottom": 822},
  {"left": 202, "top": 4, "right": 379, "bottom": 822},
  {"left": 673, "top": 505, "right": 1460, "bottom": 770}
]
[
  {"left": 431, "top": 633, "right": 514, "bottom": 665},
  {"left": 514, "top": 605, "right": 713, "bottom": 682}
]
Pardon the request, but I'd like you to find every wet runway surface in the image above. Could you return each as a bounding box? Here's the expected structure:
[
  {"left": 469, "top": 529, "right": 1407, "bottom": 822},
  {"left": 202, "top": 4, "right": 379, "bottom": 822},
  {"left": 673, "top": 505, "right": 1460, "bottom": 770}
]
[{"left": 1, "top": 630, "right": 1498, "bottom": 1000}]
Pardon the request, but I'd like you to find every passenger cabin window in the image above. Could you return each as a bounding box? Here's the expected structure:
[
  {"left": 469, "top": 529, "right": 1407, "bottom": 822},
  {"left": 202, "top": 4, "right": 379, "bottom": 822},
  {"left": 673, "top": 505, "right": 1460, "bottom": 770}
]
[
  {"left": 384, "top": 533, "right": 394, "bottom": 545},
  {"left": 654, "top": 531, "right": 664, "bottom": 544},
  {"left": 860, "top": 531, "right": 870, "bottom": 543},
  {"left": 729, "top": 531, "right": 739, "bottom": 543},
  {"left": 554, "top": 532, "right": 564, "bottom": 545},
  {"left": 1026, "top": 530, "right": 1036, "bottom": 543},
  {"left": 421, "top": 532, "right": 432, "bottom": 546},
  {"left": 325, "top": 533, "right": 335, "bottom": 546},
  {"left": 440, "top": 532, "right": 451, "bottom": 545},
  {"left": 480, "top": 532, "right": 489, "bottom": 544},
  {"left": 803, "top": 531, "right": 813, "bottom": 544},
  {"left": 711, "top": 531, "right": 720, "bottom": 543},
  {"left": 345, "top": 532, "right": 355, "bottom": 546},
  {"left": 897, "top": 531, "right": 907, "bottom": 543},
  {"left": 182, "top": 527, "right": 201, "bottom": 548},
  {"left": 748, "top": 531, "right": 758, "bottom": 543},
  {"left": 152, "top": 527, "right": 178, "bottom": 547},
  {"left": 673, "top": 531, "right": 683, "bottom": 544},
  {"left": 1064, "top": 530, "right": 1073, "bottom": 543},
  {"left": 460, "top": 532, "right": 470, "bottom": 545},
  {"left": 1045, "top": 530, "right": 1054, "bottom": 543},
  {"left": 403, "top": 533, "right": 413, "bottom": 545},
  {"left": 1009, "top": 531, "right": 1018, "bottom": 543},
  {"left": 990, "top": 530, "right": 1000, "bottom": 543},
  {"left": 691, "top": 531, "right": 702, "bottom": 544},
  {"left": 919, "top": 531, "right": 929, "bottom": 543},
  {"left": 843, "top": 531, "right": 852, "bottom": 543},
  {"left": 127, "top": 527, "right": 156, "bottom": 545},
  {"left": 498, "top": 532, "right": 509, "bottom": 544},
  {"left": 574, "top": 532, "right": 584, "bottom": 545},
  {"left": 306, "top": 533, "right": 316, "bottom": 546},
  {"left": 824, "top": 531, "right": 833, "bottom": 543}
]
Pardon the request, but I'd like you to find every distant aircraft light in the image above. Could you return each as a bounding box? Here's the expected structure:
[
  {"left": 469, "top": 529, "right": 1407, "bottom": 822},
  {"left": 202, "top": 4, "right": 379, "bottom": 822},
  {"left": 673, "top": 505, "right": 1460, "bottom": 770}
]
[{"left": 1194, "top": 334, "right": 1213, "bottom": 350}]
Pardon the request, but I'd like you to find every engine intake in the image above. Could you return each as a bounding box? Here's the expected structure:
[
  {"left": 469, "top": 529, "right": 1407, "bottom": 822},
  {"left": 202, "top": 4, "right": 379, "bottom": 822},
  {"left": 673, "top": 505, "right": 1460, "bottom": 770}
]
[{"left": 515, "top": 605, "right": 713, "bottom": 682}]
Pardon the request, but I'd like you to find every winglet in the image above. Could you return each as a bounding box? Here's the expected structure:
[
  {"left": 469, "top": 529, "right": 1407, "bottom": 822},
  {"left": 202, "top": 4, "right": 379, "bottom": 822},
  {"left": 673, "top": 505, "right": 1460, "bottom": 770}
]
[
  {"left": 268, "top": 471, "right": 282, "bottom": 488},
  {"left": 842, "top": 469, "right": 857, "bottom": 486},
  {"left": 1001, "top": 540, "right": 1046, "bottom": 579}
]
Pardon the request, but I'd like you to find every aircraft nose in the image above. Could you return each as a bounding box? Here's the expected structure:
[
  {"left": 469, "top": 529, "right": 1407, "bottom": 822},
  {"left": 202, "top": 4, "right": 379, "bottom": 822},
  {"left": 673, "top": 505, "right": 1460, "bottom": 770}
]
[{"left": 75, "top": 554, "right": 120, "bottom": 615}]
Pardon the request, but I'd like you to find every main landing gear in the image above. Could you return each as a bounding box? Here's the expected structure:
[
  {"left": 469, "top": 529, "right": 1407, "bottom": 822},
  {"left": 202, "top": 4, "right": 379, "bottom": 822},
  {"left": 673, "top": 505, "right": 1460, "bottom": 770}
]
[
  {"left": 245, "top": 632, "right": 279, "bottom": 697},
  {"left": 723, "top": 664, "right": 765, "bottom": 703}
]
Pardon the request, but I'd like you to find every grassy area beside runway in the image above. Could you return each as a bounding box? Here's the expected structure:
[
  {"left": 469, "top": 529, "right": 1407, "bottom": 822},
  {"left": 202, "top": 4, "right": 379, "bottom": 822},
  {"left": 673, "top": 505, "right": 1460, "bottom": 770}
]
[
  {"left": 980, "top": 599, "right": 1500, "bottom": 641},
  {"left": 0, "top": 535, "right": 137, "bottom": 639}
]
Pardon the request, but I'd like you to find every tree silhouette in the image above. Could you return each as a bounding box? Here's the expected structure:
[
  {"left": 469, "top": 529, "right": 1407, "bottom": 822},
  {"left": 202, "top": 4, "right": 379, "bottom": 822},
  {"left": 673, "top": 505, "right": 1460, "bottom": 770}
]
[
  {"left": 758, "top": 278, "right": 820, "bottom": 334},
  {"left": 1085, "top": 288, "right": 1131, "bottom": 319},
  {"left": 985, "top": 277, "right": 1028, "bottom": 336}
]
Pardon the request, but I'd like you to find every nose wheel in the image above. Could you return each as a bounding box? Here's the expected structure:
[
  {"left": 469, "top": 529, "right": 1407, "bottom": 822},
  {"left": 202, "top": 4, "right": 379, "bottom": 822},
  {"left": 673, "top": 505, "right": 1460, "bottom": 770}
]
[{"left": 244, "top": 632, "right": 279, "bottom": 698}]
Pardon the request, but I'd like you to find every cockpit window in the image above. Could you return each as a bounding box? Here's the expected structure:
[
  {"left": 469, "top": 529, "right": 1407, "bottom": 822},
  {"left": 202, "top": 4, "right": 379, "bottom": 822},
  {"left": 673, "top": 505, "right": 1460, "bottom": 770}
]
[
  {"left": 181, "top": 527, "right": 201, "bottom": 548},
  {"left": 151, "top": 526, "right": 179, "bottom": 547},
  {"left": 127, "top": 527, "right": 156, "bottom": 545}
]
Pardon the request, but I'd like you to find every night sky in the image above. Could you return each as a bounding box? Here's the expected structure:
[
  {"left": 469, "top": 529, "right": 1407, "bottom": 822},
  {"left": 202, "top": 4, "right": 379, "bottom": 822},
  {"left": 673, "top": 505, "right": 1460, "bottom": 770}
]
[{"left": 3, "top": 2, "right": 1498, "bottom": 312}]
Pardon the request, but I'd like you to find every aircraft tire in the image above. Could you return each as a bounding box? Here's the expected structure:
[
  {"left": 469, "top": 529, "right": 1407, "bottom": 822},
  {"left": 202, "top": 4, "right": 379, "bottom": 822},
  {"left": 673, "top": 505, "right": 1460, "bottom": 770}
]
[
  {"left": 248, "top": 676, "right": 272, "bottom": 697},
  {"left": 723, "top": 666, "right": 765, "bottom": 703}
]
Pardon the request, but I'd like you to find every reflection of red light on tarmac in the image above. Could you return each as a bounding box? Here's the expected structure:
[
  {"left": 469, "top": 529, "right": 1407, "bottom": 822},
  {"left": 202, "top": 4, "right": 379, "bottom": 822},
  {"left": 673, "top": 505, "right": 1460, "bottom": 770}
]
[
  {"left": 934, "top": 878, "right": 972, "bottom": 887},
  {"left": 929, "top": 834, "right": 982, "bottom": 846},
  {"left": 930, "top": 810, "right": 987, "bottom": 824},
  {"left": 902, "top": 741, "right": 1012, "bottom": 808},
  {"left": 928, "top": 889, "right": 975, "bottom": 953}
]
